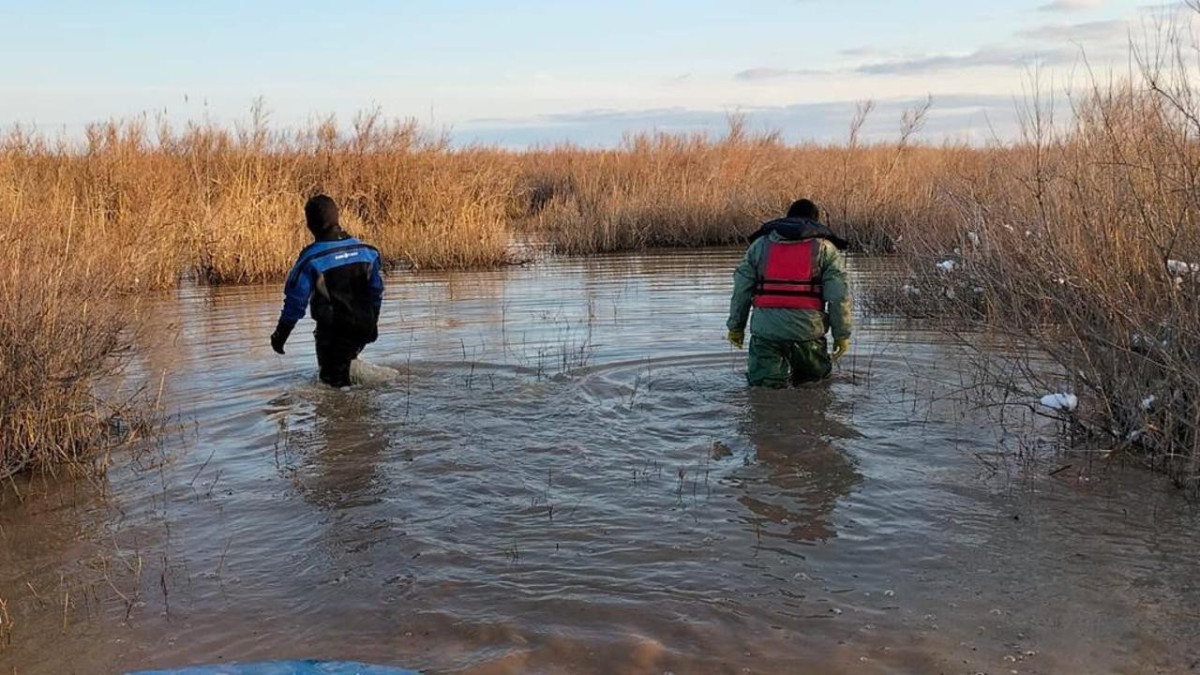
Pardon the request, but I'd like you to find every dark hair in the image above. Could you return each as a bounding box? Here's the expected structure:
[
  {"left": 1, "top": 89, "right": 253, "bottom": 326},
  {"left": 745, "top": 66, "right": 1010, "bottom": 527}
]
[
  {"left": 305, "top": 194, "right": 339, "bottom": 234},
  {"left": 786, "top": 199, "right": 820, "bottom": 220}
]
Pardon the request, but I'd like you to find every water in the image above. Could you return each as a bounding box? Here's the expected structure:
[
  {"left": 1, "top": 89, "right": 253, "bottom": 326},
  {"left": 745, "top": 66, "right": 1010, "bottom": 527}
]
[{"left": 1, "top": 250, "right": 1198, "bottom": 675}]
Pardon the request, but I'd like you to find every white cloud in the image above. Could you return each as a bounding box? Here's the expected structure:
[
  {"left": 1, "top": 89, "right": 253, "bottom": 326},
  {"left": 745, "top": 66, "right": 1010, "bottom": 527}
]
[
  {"left": 839, "top": 46, "right": 894, "bottom": 58},
  {"left": 856, "top": 46, "right": 1074, "bottom": 75},
  {"left": 1136, "top": 2, "right": 1195, "bottom": 18},
  {"left": 458, "top": 94, "right": 1020, "bottom": 147},
  {"left": 1038, "top": 0, "right": 1106, "bottom": 11},
  {"left": 734, "top": 67, "right": 829, "bottom": 81},
  {"left": 1017, "top": 19, "right": 1129, "bottom": 42}
]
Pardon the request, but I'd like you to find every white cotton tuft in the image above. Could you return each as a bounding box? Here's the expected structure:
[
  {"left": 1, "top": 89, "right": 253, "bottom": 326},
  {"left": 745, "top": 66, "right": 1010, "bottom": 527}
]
[
  {"left": 937, "top": 259, "right": 957, "bottom": 272},
  {"left": 1039, "top": 393, "right": 1078, "bottom": 412},
  {"left": 1167, "top": 259, "right": 1200, "bottom": 276},
  {"left": 1141, "top": 395, "right": 1156, "bottom": 411}
]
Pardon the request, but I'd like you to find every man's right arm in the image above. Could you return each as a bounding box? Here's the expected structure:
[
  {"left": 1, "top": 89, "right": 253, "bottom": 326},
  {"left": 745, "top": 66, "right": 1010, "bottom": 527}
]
[{"left": 727, "top": 242, "right": 760, "bottom": 332}]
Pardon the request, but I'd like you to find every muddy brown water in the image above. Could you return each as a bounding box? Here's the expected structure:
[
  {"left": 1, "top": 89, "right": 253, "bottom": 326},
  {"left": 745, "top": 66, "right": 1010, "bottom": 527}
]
[{"left": 1, "top": 250, "right": 1198, "bottom": 675}]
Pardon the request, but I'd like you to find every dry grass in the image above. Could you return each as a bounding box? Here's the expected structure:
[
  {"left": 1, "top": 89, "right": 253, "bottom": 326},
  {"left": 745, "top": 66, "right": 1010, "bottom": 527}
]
[
  {"left": 516, "top": 108, "right": 971, "bottom": 255},
  {"left": 0, "top": 103, "right": 975, "bottom": 285},
  {"left": 0, "top": 107, "right": 515, "bottom": 291}
]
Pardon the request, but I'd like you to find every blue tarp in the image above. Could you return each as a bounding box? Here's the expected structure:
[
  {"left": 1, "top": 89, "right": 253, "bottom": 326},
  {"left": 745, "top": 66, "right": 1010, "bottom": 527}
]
[{"left": 128, "top": 660, "right": 419, "bottom": 675}]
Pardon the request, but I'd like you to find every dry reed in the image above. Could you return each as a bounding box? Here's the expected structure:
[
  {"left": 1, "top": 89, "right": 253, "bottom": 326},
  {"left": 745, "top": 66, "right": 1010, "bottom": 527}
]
[
  {"left": 516, "top": 108, "right": 965, "bottom": 254},
  {"left": 0, "top": 218, "right": 134, "bottom": 478},
  {"left": 0, "top": 107, "right": 515, "bottom": 291}
]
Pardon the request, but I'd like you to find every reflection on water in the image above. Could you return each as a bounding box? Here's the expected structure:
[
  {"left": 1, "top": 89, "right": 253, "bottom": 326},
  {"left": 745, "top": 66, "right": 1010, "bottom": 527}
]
[
  {"left": 1, "top": 250, "right": 1198, "bottom": 675},
  {"left": 294, "top": 393, "right": 390, "bottom": 512},
  {"left": 738, "top": 388, "right": 861, "bottom": 544}
]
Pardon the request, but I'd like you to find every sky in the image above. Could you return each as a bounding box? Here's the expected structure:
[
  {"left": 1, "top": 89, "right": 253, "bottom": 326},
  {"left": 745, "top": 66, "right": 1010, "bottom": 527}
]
[{"left": 0, "top": 0, "right": 1189, "bottom": 146}]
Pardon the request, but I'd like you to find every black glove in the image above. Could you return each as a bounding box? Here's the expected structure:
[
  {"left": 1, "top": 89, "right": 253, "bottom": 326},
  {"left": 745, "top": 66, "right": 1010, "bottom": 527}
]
[{"left": 270, "top": 322, "right": 294, "bottom": 355}]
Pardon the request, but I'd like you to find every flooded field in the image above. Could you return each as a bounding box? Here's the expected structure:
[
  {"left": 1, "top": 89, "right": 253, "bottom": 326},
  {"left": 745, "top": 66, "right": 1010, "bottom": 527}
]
[{"left": 1, "top": 250, "right": 1198, "bottom": 674}]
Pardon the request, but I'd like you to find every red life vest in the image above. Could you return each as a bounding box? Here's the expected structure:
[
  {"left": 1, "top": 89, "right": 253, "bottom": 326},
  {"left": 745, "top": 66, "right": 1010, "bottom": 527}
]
[{"left": 752, "top": 239, "right": 824, "bottom": 310}]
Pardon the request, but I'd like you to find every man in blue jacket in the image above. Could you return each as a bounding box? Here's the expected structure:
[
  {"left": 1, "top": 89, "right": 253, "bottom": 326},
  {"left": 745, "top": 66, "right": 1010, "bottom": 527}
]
[{"left": 270, "top": 195, "right": 385, "bottom": 387}]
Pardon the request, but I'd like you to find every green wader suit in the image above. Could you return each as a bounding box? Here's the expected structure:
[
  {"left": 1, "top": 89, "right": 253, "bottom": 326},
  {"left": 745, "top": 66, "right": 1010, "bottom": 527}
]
[{"left": 727, "top": 231, "right": 852, "bottom": 387}]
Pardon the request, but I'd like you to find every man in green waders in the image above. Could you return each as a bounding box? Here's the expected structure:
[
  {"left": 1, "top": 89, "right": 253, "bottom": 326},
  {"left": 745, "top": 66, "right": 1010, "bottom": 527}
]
[{"left": 726, "top": 199, "right": 852, "bottom": 387}]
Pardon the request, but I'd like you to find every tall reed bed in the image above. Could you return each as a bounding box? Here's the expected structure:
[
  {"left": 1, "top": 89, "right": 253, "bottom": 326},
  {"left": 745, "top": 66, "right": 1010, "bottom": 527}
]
[
  {"left": 0, "top": 106, "right": 978, "bottom": 283},
  {"left": 0, "top": 110, "right": 515, "bottom": 290},
  {"left": 515, "top": 111, "right": 976, "bottom": 254}
]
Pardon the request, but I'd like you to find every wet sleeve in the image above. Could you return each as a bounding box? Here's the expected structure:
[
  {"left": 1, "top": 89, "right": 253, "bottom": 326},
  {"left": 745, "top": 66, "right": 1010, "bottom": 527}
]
[
  {"left": 279, "top": 258, "right": 313, "bottom": 327},
  {"left": 821, "top": 242, "right": 852, "bottom": 339},
  {"left": 368, "top": 253, "right": 384, "bottom": 316},
  {"left": 727, "top": 243, "right": 759, "bottom": 332}
]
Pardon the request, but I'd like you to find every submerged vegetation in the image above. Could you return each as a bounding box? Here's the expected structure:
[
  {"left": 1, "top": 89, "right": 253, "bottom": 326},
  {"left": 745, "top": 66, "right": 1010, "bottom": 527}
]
[{"left": 3, "top": 24, "right": 1200, "bottom": 488}]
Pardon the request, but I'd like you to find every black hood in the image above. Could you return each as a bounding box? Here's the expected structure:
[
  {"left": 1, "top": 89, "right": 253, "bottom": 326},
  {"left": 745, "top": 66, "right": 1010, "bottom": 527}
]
[
  {"left": 748, "top": 217, "right": 849, "bottom": 250},
  {"left": 311, "top": 225, "right": 350, "bottom": 243}
]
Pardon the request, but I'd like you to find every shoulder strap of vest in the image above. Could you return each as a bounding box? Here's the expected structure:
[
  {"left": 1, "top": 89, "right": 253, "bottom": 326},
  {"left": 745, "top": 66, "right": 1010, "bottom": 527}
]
[
  {"left": 755, "top": 240, "right": 772, "bottom": 281},
  {"left": 810, "top": 237, "right": 822, "bottom": 283}
]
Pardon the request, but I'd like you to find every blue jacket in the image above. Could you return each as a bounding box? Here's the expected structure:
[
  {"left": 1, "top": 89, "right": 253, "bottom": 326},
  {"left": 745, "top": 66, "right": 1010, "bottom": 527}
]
[{"left": 278, "top": 237, "right": 384, "bottom": 330}]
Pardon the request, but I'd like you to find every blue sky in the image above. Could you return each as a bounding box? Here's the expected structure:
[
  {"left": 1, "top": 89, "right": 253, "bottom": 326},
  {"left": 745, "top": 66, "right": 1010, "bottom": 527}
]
[{"left": 0, "top": 0, "right": 1179, "bottom": 145}]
